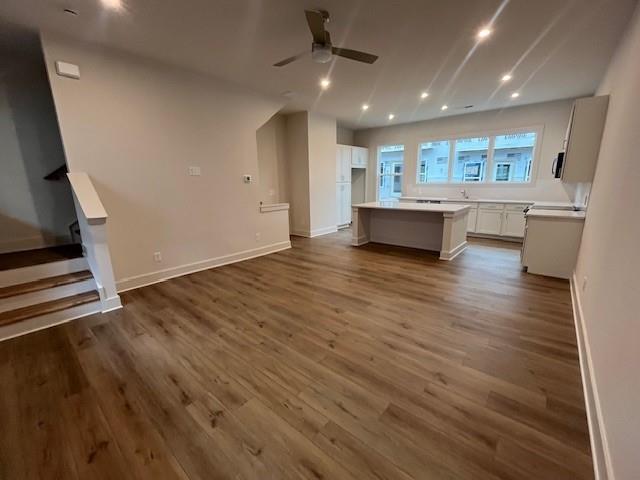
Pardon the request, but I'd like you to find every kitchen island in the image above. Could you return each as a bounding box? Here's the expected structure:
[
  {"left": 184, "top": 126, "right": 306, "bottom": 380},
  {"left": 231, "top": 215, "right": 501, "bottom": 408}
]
[{"left": 352, "top": 201, "right": 470, "bottom": 260}]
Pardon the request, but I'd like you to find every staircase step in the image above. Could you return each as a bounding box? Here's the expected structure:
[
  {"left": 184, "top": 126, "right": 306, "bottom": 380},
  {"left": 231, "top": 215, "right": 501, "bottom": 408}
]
[
  {"left": 0, "top": 271, "right": 93, "bottom": 299},
  {"left": 0, "top": 291, "right": 100, "bottom": 328},
  {"left": 0, "top": 244, "right": 83, "bottom": 271},
  {"left": 0, "top": 256, "right": 88, "bottom": 288}
]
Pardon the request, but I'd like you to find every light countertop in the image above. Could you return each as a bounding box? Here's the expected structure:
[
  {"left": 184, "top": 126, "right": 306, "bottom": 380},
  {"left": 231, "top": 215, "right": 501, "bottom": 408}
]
[
  {"left": 526, "top": 209, "right": 586, "bottom": 219},
  {"left": 400, "top": 196, "right": 534, "bottom": 205},
  {"left": 353, "top": 201, "right": 470, "bottom": 214}
]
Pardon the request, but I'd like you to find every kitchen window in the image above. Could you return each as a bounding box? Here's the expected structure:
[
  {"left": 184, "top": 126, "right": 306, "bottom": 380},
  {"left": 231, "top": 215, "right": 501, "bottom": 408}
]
[
  {"left": 418, "top": 140, "right": 450, "bottom": 183},
  {"left": 416, "top": 129, "right": 540, "bottom": 185},
  {"left": 452, "top": 137, "right": 490, "bottom": 183},
  {"left": 377, "top": 144, "right": 404, "bottom": 200}
]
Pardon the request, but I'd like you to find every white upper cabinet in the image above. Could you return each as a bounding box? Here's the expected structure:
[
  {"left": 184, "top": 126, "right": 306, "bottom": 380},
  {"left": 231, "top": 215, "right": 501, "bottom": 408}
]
[
  {"left": 351, "top": 146, "right": 369, "bottom": 168},
  {"left": 561, "top": 95, "right": 609, "bottom": 183}
]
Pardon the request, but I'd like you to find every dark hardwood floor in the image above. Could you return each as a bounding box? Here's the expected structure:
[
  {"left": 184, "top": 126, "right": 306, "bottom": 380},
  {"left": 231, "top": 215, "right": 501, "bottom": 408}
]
[{"left": 0, "top": 230, "right": 593, "bottom": 479}]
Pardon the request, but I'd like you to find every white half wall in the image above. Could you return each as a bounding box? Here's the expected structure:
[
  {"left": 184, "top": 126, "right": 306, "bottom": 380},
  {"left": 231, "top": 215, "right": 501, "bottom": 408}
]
[
  {"left": 354, "top": 99, "right": 577, "bottom": 202},
  {"left": 256, "top": 113, "right": 288, "bottom": 204},
  {"left": 40, "top": 33, "right": 290, "bottom": 290},
  {"left": 285, "top": 112, "right": 311, "bottom": 235},
  {"left": 573, "top": 4, "right": 640, "bottom": 479},
  {"left": 308, "top": 113, "right": 338, "bottom": 235}
]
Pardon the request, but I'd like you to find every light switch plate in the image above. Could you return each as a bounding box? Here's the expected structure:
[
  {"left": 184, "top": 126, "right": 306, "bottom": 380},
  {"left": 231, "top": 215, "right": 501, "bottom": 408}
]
[
  {"left": 55, "top": 61, "right": 80, "bottom": 79},
  {"left": 243, "top": 174, "right": 252, "bottom": 184}
]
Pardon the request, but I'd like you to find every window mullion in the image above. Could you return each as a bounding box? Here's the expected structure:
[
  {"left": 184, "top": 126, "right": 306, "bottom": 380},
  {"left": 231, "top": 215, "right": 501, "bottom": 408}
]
[
  {"left": 447, "top": 140, "right": 455, "bottom": 183},
  {"left": 485, "top": 136, "right": 496, "bottom": 183}
]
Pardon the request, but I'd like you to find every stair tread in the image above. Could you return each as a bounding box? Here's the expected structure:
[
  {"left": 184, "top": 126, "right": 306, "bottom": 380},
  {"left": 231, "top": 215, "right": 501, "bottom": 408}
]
[
  {"left": 0, "top": 291, "right": 100, "bottom": 327},
  {"left": 0, "top": 271, "right": 93, "bottom": 299},
  {"left": 0, "top": 244, "right": 83, "bottom": 271}
]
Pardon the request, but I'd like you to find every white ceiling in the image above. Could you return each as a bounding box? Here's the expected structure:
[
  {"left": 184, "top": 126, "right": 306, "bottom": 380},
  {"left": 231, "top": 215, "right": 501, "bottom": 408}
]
[{"left": 0, "top": 0, "right": 636, "bottom": 129}]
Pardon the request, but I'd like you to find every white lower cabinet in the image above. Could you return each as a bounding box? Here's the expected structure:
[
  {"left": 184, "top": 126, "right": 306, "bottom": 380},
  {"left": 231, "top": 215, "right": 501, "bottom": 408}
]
[
  {"left": 336, "top": 182, "right": 351, "bottom": 227},
  {"left": 502, "top": 210, "right": 527, "bottom": 237},
  {"left": 467, "top": 208, "right": 478, "bottom": 233},
  {"left": 476, "top": 207, "right": 504, "bottom": 235}
]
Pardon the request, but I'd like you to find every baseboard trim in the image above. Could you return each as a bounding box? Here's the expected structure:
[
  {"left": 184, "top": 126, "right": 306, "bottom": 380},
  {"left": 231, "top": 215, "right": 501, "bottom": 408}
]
[
  {"left": 290, "top": 226, "right": 338, "bottom": 238},
  {"left": 571, "top": 272, "right": 611, "bottom": 480},
  {"left": 439, "top": 241, "right": 468, "bottom": 261},
  {"left": 310, "top": 226, "right": 338, "bottom": 237},
  {"left": 116, "top": 240, "right": 291, "bottom": 293}
]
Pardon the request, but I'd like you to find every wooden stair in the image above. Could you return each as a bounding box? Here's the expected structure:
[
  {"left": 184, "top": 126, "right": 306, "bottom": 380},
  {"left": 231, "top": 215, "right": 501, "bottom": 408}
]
[
  {"left": 0, "top": 249, "right": 102, "bottom": 341},
  {"left": 0, "top": 270, "right": 93, "bottom": 299},
  {"left": 0, "top": 291, "right": 99, "bottom": 328}
]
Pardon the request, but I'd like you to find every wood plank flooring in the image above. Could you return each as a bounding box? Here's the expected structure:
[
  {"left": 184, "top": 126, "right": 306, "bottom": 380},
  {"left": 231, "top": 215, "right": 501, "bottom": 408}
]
[{"left": 0, "top": 230, "right": 593, "bottom": 479}]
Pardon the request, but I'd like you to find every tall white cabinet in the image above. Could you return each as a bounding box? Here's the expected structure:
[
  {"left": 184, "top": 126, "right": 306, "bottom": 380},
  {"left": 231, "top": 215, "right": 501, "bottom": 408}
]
[
  {"left": 336, "top": 144, "right": 368, "bottom": 228},
  {"left": 336, "top": 145, "right": 352, "bottom": 227}
]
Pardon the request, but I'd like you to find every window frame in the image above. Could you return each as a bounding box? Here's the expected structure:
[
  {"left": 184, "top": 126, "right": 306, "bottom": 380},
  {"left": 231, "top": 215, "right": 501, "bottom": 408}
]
[
  {"left": 415, "top": 125, "right": 543, "bottom": 187},
  {"left": 376, "top": 144, "right": 405, "bottom": 200}
]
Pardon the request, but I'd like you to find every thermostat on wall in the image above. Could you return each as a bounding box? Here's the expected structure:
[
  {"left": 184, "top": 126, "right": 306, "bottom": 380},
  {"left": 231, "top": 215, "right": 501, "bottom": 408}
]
[{"left": 55, "top": 61, "right": 81, "bottom": 79}]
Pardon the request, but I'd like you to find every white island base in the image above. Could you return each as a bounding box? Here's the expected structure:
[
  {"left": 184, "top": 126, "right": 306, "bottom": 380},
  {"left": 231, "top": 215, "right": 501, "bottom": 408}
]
[{"left": 352, "top": 201, "right": 470, "bottom": 260}]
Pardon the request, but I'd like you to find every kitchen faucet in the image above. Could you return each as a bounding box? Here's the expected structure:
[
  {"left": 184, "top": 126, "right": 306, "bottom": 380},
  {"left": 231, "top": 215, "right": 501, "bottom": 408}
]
[{"left": 460, "top": 189, "right": 470, "bottom": 199}]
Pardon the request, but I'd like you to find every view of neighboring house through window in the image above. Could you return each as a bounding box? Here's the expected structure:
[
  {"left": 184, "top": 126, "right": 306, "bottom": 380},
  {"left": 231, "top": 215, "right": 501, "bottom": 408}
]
[
  {"left": 415, "top": 129, "right": 539, "bottom": 184},
  {"left": 378, "top": 145, "right": 404, "bottom": 200},
  {"left": 418, "top": 140, "right": 450, "bottom": 183},
  {"left": 492, "top": 132, "right": 536, "bottom": 182},
  {"left": 452, "top": 137, "right": 489, "bottom": 182}
]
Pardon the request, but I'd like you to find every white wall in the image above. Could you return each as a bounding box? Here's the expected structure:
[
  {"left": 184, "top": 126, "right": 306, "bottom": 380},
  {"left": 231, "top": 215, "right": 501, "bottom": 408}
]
[
  {"left": 0, "top": 44, "right": 76, "bottom": 253},
  {"left": 337, "top": 125, "right": 354, "bottom": 145},
  {"left": 256, "top": 113, "right": 288, "bottom": 204},
  {"left": 285, "top": 112, "right": 311, "bottom": 235},
  {"left": 41, "top": 33, "right": 290, "bottom": 289},
  {"left": 308, "top": 113, "right": 338, "bottom": 235},
  {"left": 354, "top": 99, "right": 576, "bottom": 202},
  {"left": 574, "top": 4, "right": 640, "bottom": 479}
]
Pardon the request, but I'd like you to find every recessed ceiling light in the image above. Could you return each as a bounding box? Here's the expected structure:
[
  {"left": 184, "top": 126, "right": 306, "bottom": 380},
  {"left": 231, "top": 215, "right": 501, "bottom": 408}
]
[
  {"left": 420, "top": 92, "right": 429, "bottom": 99},
  {"left": 361, "top": 104, "right": 369, "bottom": 111},
  {"left": 101, "top": 0, "right": 123, "bottom": 10},
  {"left": 319, "top": 78, "right": 331, "bottom": 90},
  {"left": 477, "top": 27, "right": 492, "bottom": 40},
  {"left": 388, "top": 114, "right": 395, "bottom": 120},
  {"left": 441, "top": 105, "right": 448, "bottom": 111},
  {"left": 501, "top": 73, "right": 512, "bottom": 82},
  {"left": 511, "top": 92, "right": 520, "bottom": 99}
]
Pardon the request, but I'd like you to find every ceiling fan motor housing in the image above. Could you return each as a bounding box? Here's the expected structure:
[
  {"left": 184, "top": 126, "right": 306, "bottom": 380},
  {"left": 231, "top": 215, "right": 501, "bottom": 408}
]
[{"left": 312, "top": 43, "right": 332, "bottom": 63}]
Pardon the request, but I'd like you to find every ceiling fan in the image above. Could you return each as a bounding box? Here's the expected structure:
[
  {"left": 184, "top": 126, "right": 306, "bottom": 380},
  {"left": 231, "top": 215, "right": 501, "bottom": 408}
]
[{"left": 273, "top": 9, "right": 379, "bottom": 67}]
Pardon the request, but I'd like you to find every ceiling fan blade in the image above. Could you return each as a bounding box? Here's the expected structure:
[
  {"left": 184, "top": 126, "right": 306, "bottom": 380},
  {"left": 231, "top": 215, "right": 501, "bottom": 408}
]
[
  {"left": 331, "top": 47, "right": 378, "bottom": 64},
  {"left": 273, "top": 51, "right": 308, "bottom": 67},
  {"left": 305, "top": 10, "right": 328, "bottom": 44}
]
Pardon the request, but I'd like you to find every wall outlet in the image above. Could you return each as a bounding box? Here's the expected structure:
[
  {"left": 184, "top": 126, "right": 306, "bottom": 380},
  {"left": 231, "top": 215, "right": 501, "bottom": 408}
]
[
  {"left": 153, "top": 251, "right": 162, "bottom": 263},
  {"left": 188, "top": 166, "right": 201, "bottom": 176},
  {"left": 243, "top": 174, "right": 252, "bottom": 184},
  {"left": 255, "top": 232, "right": 261, "bottom": 241}
]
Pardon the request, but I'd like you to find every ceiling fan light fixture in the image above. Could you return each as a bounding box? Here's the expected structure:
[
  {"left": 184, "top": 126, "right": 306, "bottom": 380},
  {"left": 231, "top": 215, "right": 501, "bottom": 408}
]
[{"left": 312, "top": 44, "right": 333, "bottom": 64}]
